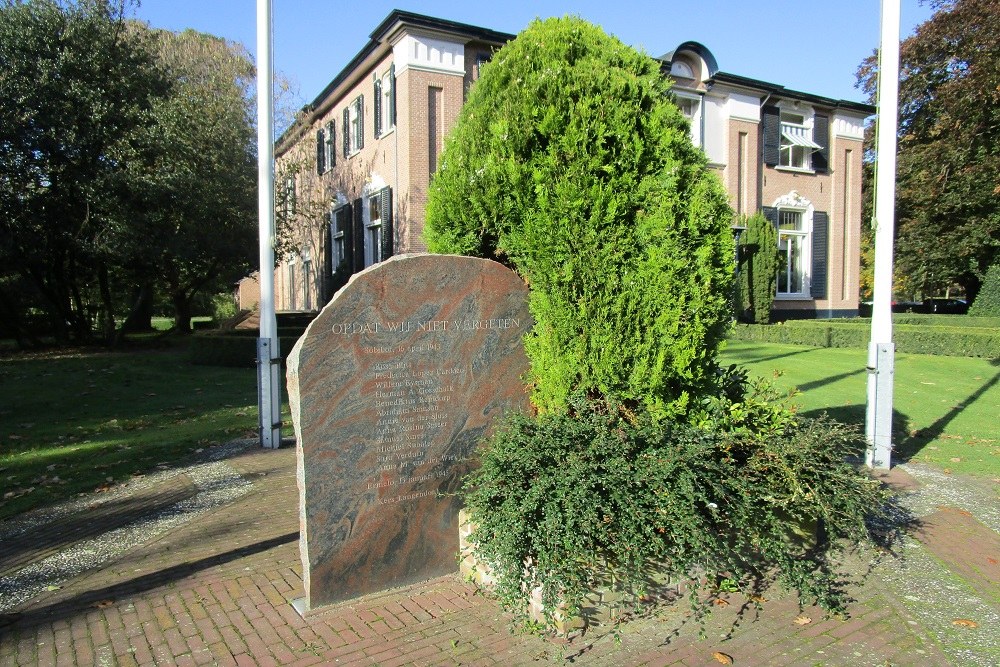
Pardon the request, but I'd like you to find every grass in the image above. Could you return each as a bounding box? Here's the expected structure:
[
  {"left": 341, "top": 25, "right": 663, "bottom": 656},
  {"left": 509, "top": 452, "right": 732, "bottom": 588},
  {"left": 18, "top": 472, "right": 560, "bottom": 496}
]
[
  {"left": 720, "top": 341, "right": 1000, "bottom": 477},
  {"left": 0, "top": 339, "right": 272, "bottom": 520}
]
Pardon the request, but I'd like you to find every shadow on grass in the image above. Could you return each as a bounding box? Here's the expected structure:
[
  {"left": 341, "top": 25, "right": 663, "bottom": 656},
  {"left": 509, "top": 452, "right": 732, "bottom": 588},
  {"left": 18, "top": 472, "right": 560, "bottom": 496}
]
[
  {"left": 722, "top": 345, "right": 816, "bottom": 366},
  {"left": 1, "top": 531, "right": 298, "bottom": 631}
]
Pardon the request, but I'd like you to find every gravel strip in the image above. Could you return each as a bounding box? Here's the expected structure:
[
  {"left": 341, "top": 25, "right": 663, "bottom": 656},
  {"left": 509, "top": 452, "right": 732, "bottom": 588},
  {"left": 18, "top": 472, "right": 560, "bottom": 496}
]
[{"left": 0, "top": 440, "right": 255, "bottom": 614}]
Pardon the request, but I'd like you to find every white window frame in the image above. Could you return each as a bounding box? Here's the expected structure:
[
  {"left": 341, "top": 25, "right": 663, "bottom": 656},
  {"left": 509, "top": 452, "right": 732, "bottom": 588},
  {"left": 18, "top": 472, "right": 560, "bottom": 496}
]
[
  {"left": 773, "top": 192, "right": 814, "bottom": 299},
  {"left": 330, "top": 203, "right": 348, "bottom": 269},
  {"left": 363, "top": 191, "right": 383, "bottom": 268},
  {"left": 379, "top": 71, "right": 394, "bottom": 136},
  {"left": 301, "top": 249, "right": 312, "bottom": 311},
  {"left": 673, "top": 91, "right": 702, "bottom": 148},
  {"left": 348, "top": 96, "right": 363, "bottom": 155},
  {"left": 777, "top": 107, "right": 818, "bottom": 172},
  {"left": 286, "top": 257, "right": 297, "bottom": 311}
]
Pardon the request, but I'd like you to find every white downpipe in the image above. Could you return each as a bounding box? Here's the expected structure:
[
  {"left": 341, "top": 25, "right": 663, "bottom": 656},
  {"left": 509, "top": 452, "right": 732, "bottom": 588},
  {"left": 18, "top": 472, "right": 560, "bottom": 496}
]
[
  {"left": 865, "top": 0, "right": 900, "bottom": 469},
  {"left": 256, "top": 0, "right": 281, "bottom": 449}
]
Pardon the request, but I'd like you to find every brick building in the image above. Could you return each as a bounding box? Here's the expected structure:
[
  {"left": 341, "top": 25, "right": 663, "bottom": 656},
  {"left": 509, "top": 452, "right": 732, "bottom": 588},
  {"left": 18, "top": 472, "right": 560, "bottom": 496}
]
[{"left": 260, "top": 10, "right": 871, "bottom": 319}]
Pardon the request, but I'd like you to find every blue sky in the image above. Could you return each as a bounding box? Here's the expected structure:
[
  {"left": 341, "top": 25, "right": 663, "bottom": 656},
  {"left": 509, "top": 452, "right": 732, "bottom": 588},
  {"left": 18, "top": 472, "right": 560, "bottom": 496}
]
[{"left": 132, "top": 1, "right": 935, "bottom": 107}]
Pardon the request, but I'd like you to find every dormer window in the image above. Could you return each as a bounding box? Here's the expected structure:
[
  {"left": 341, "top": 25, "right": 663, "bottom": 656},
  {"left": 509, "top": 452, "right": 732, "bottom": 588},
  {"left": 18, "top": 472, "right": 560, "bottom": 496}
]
[{"left": 670, "top": 60, "right": 695, "bottom": 79}]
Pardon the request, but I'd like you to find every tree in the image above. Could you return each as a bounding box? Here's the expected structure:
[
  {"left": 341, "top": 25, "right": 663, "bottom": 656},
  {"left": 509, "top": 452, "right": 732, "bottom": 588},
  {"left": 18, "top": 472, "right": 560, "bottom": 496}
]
[
  {"left": 127, "top": 27, "right": 257, "bottom": 333},
  {"left": 425, "top": 17, "right": 734, "bottom": 419},
  {"left": 735, "top": 212, "right": 778, "bottom": 324},
  {"left": 857, "top": 0, "right": 1000, "bottom": 303},
  {"left": 0, "top": 0, "right": 168, "bottom": 343}
]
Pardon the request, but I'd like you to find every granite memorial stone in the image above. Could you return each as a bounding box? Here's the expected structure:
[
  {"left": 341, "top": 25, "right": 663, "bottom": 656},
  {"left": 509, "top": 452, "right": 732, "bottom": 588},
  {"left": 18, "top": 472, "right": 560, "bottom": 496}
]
[{"left": 287, "top": 254, "right": 531, "bottom": 611}]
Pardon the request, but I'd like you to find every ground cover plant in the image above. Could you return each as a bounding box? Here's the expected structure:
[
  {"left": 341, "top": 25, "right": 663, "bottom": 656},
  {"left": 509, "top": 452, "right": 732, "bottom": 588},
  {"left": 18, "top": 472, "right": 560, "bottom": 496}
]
[
  {"left": 720, "top": 341, "right": 1000, "bottom": 477},
  {"left": 427, "top": 16, "right": 897, "bottom": 631},
  {"left": 0, "top": 341, "right": 262, "bottom": 520}
]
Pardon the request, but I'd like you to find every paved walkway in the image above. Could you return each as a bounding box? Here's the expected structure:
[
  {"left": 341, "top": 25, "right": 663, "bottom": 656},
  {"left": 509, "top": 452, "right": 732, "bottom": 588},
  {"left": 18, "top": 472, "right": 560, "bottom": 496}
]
[{"left": 1, "top": 440, "right": 997, "bottom": 666}]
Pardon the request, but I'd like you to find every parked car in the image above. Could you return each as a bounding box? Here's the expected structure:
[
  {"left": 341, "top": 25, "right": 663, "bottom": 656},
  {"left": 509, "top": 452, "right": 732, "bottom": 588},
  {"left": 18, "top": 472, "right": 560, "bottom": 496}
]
[{"left": 920, "top": 297, "right": 968, "bottom": 314}]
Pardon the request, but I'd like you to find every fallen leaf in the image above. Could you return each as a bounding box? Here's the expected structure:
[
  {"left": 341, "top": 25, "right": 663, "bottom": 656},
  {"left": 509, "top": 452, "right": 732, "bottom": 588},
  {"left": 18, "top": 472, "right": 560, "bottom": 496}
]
[
  {"left": 712, "top": 651, "right": 733, "bottom": 665},
  {"left": 45, "top": 585, "right": 61, "bottom": 591},
  {"left": 793, "top": 615, "right": 813, "bottom": 625},
  {"left": 713, "top": 598, "right": 730, "bottom": 607},
  {"left": 93, "top": 599, "right": 115, "bottom": 609},
  {"left": 988, "top": 558, "right": 997, "bottom": 565},
  {"left": 952, "top": 619, "right": 978, "bottom": 628},
  {"left": 950, "top": 457, "right": 962, "bottom": 463},
  {"left": 749, "top": 595, "right": 767, "bottom": 604}
]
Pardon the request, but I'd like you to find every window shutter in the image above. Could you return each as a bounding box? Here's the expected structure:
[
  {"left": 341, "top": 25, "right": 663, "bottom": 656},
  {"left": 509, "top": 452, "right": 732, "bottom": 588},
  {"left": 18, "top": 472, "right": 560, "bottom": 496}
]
[
  {"left": 374, "top": 78, "right": 382, "bottom": 138},
  {"left": 358, "top": 96, "right": 365, "bottom": 150},
  {"left": 810, "top": 211, "right": 829, "bottom": 299},
  {"left": 316, "top": 128, "right": 325, "bottom": 175},
  {"left": 340, "top": 204, "right": 354, "bottom": 274},
  {"left": 327, "top": 120, "right": 336, "bottom": 168},
  {"left": 812, "top": 114, "right": 829, "bottom": 173},
  {"left": 343, "top": 107, "right": 350, "bottom": 158},
  {"left": 389, "top": 64, "right": 397, "bottom": 127},
  {"left": 762, "top": 206, "right": 779, "bottom": 230},
  {"left": 379, "top": 187, "right": 393, "bottom": 261},
  {"left": 762, "top": 105, "right": 780, "bottom": 167},
  {"left": 352, "top": 198, "right": 365, "bottom": 273}
]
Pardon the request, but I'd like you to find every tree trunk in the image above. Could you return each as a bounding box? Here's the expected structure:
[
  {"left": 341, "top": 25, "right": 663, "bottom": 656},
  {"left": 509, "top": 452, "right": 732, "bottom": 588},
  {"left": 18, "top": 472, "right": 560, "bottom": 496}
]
[{"left": 173, "top": 293, "right": 193, "bottom": 334}]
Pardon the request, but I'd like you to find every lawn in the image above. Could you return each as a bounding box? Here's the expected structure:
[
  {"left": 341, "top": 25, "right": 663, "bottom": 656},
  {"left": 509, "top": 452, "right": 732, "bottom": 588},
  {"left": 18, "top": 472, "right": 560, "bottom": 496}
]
[
  {"left": 720, "top": 341, "right": 1000, "bottom": 477},
  {"left": 0, "top": 341, "right": 265, "bottom": 520}
]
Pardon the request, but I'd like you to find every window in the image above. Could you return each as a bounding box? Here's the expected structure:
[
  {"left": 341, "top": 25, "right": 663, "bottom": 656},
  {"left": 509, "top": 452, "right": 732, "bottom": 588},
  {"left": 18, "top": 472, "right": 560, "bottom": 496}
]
[
  {"left": 283, "top": 176, "right": 296, "bottom": 217},
  {"left": 324, "top": 121, "right": 335, "bottom": 170},
  {"left": 302, "top": 250, "right": 312, "bottom": 311},
  {"left": 670, "top": 60, "right": 694, "bottom": 79},
  {"left": 364, "top": 195, "right": 383, "bottom": 268},
  {"left": 316, "top": 129, "right": 326, "bottom": 175},
  {"left": 374, "top": 68, "right": 395, "bottom": 138},
  {"left": 343, "top": 95, "right": 364, "bottom": 157},
  {"left": 287, "top": 260, "right": 297, "bottom": 311},
  {"left": 330, "top": 205, "right": 349, "bottom": 270},
  {"left": 779, "top": 111, "right": 820, "bottom": 170},
  {"left": 777, "top": 209, "right": 807, "bottom": 296}
]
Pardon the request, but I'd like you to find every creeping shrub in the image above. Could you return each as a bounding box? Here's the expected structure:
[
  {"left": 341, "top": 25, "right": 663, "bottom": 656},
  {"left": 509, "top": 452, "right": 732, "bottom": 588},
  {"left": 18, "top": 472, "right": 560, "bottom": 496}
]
[{"left": 463, "top": 396, "right": 896, "bottom": 627}]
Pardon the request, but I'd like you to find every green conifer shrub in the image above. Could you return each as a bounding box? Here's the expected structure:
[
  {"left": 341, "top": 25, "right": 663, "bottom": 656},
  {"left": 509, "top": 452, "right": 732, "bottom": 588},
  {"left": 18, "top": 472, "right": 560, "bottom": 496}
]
[
  {"left": 425, "top": 17, "right": 734, "bottom": 419},
  {"left": 969, "top": 263, "right": 1000, "bottom": 316},
  {"left": 735, "top": 212, "right": 778, "bottom": 324}
]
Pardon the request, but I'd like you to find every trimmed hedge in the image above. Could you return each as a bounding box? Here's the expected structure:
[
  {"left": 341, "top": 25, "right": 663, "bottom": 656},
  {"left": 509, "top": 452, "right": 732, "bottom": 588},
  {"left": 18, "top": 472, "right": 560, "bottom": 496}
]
[
  {"left": 729, "top": 320, "right": 1000, "bottom": 358},
  {"left": 189, "top": 333, "right": 302, "bottom": 367}
]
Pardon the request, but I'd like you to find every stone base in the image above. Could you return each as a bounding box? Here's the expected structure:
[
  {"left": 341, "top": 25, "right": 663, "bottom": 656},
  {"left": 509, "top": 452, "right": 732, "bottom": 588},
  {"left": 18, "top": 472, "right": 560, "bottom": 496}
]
[{"left": 459, "top": 510, "right": 682, "bottom": 635}]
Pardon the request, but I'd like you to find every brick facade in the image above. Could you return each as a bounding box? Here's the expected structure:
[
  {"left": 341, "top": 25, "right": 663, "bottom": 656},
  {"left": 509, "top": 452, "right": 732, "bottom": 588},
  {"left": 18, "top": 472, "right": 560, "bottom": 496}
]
[{"left": 258, "top": 10, "right": 872, "bottom": 319}]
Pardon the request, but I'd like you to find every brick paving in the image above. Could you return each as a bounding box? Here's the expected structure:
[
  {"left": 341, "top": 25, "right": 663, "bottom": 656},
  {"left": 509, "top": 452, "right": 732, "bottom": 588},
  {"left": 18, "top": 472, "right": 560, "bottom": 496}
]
[{"left": 0, "top": 441, "right": 997, "bottom": 666}]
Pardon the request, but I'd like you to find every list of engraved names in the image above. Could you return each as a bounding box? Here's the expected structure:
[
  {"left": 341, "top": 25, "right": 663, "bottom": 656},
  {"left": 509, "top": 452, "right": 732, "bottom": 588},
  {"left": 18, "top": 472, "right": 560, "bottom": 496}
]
[{"left": 340, "top": 317, "right": 521, "bottom": 504}]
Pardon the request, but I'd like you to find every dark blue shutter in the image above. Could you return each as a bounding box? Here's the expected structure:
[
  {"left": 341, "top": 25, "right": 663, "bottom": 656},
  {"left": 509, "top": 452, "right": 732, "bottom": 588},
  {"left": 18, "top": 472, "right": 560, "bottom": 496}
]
[
  {"left": 762, "top": 206, "right": 779, "bottom": 230},
  {"left": 389, "top": 64, "right": 396, "bottom": 127},
  {"left": 810, "top": 211, "right": 829, "bottom": 299},
  {"left": 357, "top": 96, "right": 365, "bottom": 150},
  {"left": 316, "top": 129, "right": 325, "bottom": 175},
  {"left": 343, "top": 108, "right": 350, "bottom": 158},
  {"left": 374, "top": 78, "right": 382, "bottom": 138},
  {"left": 762, "top": 106, "right": 780, "bottom": 167},
  {"left": 379, "top": 187, "right": 393, "bottom": 262},
  {"left": 352, "top": 198, "right": 365, "bottom": 273},
  {"left": 813, "top": 114, "right": 829, "bottom": 173},
  {"left": 340, "top": 205, "right": 353, "bottom": 273},
  {"left": 327, "top": 121, "right": 336, "bottom": 168}
]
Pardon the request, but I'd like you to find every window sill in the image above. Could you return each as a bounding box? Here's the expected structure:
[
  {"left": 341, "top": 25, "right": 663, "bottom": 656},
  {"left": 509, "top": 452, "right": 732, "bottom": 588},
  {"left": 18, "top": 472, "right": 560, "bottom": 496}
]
[
  {"left": 376, "top": 127, "right": 396, "bottom": 140},
  {"left": 774, "top": 165, "right": 815, "bottom": 175},
  {"left": 775, "top": 294, "right": 812, "bottom": 301}
]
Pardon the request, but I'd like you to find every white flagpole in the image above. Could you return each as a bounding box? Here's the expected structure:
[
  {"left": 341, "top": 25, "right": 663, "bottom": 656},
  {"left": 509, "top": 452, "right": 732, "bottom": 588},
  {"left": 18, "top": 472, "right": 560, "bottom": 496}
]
[
  {"left": 256, "top": 0, "right": 281, "bottom": 448},
  {"left": 866, "top": 0, "right": 900, "bottom": 469}
]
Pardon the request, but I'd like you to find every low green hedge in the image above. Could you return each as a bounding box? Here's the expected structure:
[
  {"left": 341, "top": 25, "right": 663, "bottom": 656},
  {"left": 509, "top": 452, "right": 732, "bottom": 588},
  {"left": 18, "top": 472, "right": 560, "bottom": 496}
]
[
  {"left": 189, "top": 333, "right": 303, "bottom": 367},
  {"left": 729, "top": 321, "right": 999, "bottom": 358}
]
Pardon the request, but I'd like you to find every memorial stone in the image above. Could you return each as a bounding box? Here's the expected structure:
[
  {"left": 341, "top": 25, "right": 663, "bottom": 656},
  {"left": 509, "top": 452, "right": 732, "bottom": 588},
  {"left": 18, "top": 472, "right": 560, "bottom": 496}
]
[{"left": 287, "top": 254, "right": 531, "bottom": 611}]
